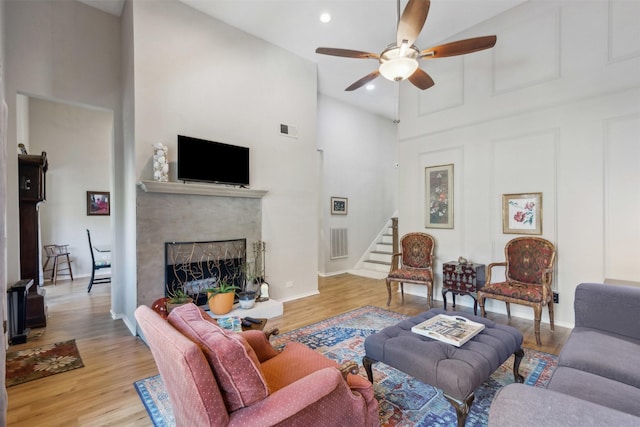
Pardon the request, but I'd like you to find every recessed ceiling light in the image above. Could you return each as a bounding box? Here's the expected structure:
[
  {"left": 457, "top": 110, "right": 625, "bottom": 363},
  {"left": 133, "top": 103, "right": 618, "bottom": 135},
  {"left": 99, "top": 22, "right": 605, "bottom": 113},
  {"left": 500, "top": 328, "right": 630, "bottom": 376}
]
[
  {"left": 320, "top": 12, "right": 331, "bottom": 23},
  {"left": 366, "top": 84, "right": 375, "bottom": 91}
]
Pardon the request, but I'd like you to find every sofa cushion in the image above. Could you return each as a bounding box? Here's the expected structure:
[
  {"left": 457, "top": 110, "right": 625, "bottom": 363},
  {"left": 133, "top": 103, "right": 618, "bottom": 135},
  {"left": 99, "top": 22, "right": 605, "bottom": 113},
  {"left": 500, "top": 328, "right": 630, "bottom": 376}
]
[
  {"left": 548, "top": 366, "right": 640, "bottom": 417},
  {"left": 168, "top": 304, "right": 269, "bottom": 412},
  {"left": 490, "top": 383, "right": 640, "bottom": 426},
  {"left": 558, "top": 327, "right": 640, "bottom": 389}
]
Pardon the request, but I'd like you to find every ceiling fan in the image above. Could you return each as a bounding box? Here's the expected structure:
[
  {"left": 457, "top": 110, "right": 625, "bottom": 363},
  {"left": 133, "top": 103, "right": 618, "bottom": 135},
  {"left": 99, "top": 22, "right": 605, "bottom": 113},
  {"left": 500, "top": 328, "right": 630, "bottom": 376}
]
[{"left": 315, "top": 0, "right": 497, "bottom": 92}]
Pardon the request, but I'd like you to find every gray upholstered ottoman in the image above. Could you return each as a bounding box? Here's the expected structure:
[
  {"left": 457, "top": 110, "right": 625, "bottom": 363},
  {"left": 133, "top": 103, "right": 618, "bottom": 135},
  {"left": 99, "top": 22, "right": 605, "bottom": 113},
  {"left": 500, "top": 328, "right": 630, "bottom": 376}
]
[{"left": 363, "top": 308, "right": 524, "bottom": 427}]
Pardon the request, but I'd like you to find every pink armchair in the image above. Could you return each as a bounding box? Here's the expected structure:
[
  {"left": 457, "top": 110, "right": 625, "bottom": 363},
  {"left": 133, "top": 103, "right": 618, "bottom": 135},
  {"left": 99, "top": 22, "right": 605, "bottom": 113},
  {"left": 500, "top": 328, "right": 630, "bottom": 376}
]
[{"left": 135, "top": 304, "right": 379, "bottom": 426}]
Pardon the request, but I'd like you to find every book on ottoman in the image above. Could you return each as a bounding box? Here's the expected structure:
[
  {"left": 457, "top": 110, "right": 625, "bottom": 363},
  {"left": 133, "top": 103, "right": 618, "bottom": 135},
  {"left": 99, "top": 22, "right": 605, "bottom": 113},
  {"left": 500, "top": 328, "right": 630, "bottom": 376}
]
[{"left": 411, "top": 314, "right": 485, "bottom": 347}]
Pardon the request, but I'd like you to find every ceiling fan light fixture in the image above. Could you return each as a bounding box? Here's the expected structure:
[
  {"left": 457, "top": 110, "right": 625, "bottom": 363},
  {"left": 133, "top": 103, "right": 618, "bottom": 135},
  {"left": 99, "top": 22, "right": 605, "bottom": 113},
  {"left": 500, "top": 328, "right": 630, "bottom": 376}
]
[
  {"left": 379, "top": 46, "right": 419, "bottom": 81},
  {"left": 379, "top": 57, "right": 418, "bottom": 81}
]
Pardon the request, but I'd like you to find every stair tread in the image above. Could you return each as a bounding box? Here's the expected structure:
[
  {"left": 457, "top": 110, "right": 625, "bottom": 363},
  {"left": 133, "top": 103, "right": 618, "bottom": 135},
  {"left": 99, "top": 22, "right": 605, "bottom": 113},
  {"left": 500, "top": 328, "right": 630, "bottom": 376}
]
[
  {"left": 371, "top": 250, "right": 393, "bottom": 255},
  {"left": 365, "top": 259, "right": 391, "bottom": 265}
]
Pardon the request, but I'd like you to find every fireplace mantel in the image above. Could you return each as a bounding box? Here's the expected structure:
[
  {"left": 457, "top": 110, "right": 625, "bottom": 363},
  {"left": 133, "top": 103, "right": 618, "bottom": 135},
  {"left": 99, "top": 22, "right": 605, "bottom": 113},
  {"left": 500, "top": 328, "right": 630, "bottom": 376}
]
[{"left": 138, "top": 180, "right": 267, "bottom": 199}]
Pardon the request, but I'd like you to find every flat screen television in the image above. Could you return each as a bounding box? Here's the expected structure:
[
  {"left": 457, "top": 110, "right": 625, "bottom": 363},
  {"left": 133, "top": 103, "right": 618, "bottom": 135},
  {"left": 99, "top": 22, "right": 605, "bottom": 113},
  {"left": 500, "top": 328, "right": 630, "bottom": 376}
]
[{"left": 177, "top": 135, "right": 249, "bottom": 186}]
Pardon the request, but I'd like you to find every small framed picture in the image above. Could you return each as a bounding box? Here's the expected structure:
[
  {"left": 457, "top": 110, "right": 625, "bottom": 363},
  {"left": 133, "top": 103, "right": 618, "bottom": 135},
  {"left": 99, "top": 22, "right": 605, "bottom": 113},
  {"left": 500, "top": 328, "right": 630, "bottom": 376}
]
[
  {"left": 331, "top": 197, "right": 348, "bottom": 215},
  {"left": 87, "top": 191, "right": 110, "bottom": 216},
  {"left": 502, "top": 193, "right": 542, "bottom": 235},
  {"left": 425, "top": 164, "right": 454, "bottom": 229}
]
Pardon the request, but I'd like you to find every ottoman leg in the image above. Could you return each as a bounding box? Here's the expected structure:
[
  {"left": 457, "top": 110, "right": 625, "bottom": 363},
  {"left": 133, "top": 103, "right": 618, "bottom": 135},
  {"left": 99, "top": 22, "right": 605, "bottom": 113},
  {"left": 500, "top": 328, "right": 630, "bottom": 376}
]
[
  {"left": 513, "top": 347, "right": 525, "bottom": 383},
  {"left": 362, "top": 356, "right": 377, "bottom": 383},
  {"left": 444, "top": 392, "right": 474, "bottom": 427}
]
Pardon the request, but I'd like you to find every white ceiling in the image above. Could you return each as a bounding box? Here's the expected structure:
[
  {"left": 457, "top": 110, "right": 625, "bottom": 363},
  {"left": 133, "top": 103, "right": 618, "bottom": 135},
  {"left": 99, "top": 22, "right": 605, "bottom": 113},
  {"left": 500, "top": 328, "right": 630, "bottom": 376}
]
[{"left": 78, "top": 0, "right": 526, "bottom": 120}]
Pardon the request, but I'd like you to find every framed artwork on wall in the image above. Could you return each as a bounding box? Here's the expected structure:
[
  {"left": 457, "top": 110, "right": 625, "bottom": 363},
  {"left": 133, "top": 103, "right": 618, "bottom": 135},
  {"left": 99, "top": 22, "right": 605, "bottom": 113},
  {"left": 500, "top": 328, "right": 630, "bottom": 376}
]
[
  {"left": 331, "top": 197, "right": 348, "bottom": 215},
  {"left": 502, "top": 193, "right": 542, "bottom": 235},
  {"left": 87, "top": 191, "right": 110, "bottom": 216},
  {"left": 425, "top": 164, "right": 453, "bottom": 229}
]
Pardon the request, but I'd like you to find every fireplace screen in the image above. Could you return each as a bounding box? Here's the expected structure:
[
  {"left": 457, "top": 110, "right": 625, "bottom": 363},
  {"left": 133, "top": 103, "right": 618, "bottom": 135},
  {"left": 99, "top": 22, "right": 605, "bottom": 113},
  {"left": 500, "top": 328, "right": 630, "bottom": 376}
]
[{"left": 165, "top": 239, "right": 246, "bottom": 306}]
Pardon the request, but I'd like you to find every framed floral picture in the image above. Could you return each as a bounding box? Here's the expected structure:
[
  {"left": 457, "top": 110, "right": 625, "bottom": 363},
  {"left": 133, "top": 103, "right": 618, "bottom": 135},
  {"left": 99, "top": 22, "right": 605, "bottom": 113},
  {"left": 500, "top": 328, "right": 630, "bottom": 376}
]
[
  {"left": 87, "top": 191, "right": 110, "bottom": 216},
  {"left": 425, "top": 164, "right": 453, "bottom": 229},
  {"left": 502, "top": 193, "right": 542, "bottom": 235},
  {"left": 331, "top": 197, "right": 348, "bottom": 215}
]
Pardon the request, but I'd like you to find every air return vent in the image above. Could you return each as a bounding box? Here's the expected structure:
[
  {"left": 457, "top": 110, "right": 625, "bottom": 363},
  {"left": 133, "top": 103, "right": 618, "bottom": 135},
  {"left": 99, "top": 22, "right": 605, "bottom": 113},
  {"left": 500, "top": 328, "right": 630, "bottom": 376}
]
[{"left": 330, "top": 228, "right": 348, "bottom": 259}]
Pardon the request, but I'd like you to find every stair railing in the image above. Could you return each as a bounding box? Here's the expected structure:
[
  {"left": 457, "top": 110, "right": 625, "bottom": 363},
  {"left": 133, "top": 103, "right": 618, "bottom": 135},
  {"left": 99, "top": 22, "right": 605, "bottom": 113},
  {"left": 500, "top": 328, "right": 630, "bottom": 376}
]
[{"left": 391, "top": 217, "right": 399, "bottom": 271}]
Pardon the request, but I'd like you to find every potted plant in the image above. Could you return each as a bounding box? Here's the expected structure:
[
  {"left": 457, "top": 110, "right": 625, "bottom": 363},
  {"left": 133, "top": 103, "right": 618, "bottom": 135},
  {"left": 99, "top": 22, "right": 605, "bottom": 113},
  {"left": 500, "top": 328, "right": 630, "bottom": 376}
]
[
  {"left": 166, "top": 288, "right": 193, "bottom": 313},
  {"left": 205, "top": 278, "right": 238, "bottom": 315}
]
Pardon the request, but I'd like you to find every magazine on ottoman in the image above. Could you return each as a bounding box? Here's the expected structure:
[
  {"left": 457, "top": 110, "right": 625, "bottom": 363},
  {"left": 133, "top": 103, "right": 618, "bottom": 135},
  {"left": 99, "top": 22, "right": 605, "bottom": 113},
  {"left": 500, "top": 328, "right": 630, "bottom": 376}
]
[{"left": 411, "top": 314, "right": 485, "bottom": 347}]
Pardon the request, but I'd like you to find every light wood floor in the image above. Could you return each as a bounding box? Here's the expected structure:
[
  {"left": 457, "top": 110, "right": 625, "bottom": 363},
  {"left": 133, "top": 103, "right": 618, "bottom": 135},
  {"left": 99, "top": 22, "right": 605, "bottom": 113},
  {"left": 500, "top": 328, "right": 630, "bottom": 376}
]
[{"left": 6, "top": 273, "right": 571, "bottom": 426}]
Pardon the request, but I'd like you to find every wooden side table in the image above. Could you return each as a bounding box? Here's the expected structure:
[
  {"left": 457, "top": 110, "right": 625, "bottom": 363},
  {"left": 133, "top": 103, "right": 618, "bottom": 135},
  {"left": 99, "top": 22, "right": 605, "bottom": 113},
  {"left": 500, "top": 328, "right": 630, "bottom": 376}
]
[{"left": 442, "top": 261, "right": 485, "bottom": 315}]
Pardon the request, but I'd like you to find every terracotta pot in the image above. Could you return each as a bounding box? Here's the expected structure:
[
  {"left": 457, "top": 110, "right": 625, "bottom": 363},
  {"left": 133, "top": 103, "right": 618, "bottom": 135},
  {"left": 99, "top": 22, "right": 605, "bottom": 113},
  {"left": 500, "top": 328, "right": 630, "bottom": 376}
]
[{"left": 208, "top": 292, "right": 235, "bottom": 315}]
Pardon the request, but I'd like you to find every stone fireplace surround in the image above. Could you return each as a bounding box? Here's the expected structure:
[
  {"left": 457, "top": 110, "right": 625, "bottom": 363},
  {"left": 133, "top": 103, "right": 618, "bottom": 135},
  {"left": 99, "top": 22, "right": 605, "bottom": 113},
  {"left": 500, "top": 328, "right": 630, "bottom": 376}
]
[{"left": 136, "top": 181, "right": 265, "bottom": 308}]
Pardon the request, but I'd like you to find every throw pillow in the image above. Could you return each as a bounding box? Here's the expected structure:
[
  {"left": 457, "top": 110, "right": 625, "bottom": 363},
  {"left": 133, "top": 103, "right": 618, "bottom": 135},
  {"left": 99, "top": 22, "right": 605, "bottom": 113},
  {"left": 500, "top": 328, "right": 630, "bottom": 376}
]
[{"left": 168, "top": 303, "right": 269, "bottom": 411}]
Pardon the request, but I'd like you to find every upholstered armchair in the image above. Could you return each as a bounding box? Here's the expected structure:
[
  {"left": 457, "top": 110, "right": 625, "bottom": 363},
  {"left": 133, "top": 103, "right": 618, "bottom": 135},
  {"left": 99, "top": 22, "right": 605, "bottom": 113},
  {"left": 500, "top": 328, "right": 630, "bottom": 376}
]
[
  {"left": 477, "top": 237, "right": 556, "bottom": 346},
  {"left": 135, "top": 304, "right": 379, "bottom": 427},
  {"left": 386, "top": 232, "right": 435, "bottom": 307}
]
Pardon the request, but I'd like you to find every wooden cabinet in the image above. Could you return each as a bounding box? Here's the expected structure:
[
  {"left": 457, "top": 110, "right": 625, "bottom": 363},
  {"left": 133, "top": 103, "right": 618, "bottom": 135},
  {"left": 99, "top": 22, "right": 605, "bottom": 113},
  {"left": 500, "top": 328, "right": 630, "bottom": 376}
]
[
  {"left": 442, "top": 261, "right": 485, "bottom": 315},
  {"left": 18, "top": 152, "right": 48, "bottom": 328}
]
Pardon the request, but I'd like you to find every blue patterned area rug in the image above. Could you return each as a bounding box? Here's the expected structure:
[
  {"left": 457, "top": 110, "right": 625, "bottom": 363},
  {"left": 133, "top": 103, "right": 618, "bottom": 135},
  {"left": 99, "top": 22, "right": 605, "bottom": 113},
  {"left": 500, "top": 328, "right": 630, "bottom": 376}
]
[{"left": 134, "top": 306, "right": 557, "bottom": 427}]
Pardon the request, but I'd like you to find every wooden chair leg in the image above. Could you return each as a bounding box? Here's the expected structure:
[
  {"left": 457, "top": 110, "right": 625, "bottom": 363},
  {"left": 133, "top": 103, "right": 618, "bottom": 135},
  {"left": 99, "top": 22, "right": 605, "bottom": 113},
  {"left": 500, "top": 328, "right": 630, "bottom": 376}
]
[
  {"left": 386, "top": 279, "right": 392, "bottom": 306},
  {"left": 65, "top": 254, "right": 74, "bottom": 280},
  {"left": 478, "top": 294, "right": 487, "bottom": 317},
  {"left": 533, "top": 305, "right": 542, "bottom": 346},
  {"left": 52, "top": 256, "right": 59, "bottom": 285},
  {"left": 548, "top": 301, "right": 555, "bottom": 331}
]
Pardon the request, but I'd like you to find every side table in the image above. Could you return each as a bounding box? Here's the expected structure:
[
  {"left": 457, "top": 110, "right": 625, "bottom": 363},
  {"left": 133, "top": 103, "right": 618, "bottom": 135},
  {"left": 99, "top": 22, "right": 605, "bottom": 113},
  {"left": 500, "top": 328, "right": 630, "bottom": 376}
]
[{"left": 442, "top": 261, "right": 485, "bottom": 315}]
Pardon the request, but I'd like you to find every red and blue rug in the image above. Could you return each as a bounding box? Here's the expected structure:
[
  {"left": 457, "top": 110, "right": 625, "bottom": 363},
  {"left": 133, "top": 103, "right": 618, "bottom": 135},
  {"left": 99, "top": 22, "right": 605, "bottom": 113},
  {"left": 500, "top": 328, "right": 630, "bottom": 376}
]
[{"left": 135, "top": 306, "right": 557, "bottom": 426}]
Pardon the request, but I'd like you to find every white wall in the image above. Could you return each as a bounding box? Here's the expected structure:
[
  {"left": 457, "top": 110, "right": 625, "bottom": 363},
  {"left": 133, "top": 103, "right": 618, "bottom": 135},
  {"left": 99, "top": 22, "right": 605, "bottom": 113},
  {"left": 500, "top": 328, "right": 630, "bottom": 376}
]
[
  {"left": 3, "top": 0, "right": 125, "bottom": 318},
  {"left": 397, "top": 0, "right": 640, "bottom": 327},
  {"left": 28, "top": 97, "right": 113, "bottom": 279},
  {"left": 131, "top": 1, "right": 319, "bottom": 301},
  {"left": 317, "top": 95, "right": 398, "bottom": 275}
]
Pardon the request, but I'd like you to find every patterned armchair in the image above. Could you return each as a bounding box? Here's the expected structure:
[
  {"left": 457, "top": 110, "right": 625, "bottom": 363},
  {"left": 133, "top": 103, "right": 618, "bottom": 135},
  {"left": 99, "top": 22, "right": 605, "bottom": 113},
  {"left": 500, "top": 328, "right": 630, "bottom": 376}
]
[
  {"left": 477, "top": 237, "right": 556, "bottom": 346},
  {"left": 386, "top": 233, "right": 435, "bottom": 308}
]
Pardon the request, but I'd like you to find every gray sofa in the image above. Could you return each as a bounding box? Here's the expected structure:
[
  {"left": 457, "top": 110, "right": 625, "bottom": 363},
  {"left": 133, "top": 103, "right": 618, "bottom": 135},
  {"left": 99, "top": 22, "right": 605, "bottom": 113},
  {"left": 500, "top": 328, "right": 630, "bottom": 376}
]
[{"left": 489, "top": 282, "right": 640, "bottom": 426}]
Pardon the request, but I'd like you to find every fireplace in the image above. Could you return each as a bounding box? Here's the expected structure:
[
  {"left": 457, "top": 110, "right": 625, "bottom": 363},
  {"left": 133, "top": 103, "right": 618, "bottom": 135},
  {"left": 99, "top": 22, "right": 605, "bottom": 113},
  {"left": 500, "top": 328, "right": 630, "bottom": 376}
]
[{"left": 165, "top": 239, "right": 246, "bottom": 306}]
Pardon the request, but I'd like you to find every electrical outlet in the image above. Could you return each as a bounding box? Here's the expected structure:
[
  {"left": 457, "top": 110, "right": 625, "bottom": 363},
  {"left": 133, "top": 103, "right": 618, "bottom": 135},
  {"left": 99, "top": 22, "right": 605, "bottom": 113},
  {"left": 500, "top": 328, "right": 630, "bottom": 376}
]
[
  {"left": 286, "top": 281, "right": 294, "bottom": 288},
  {"left": 553, "top": 292, "right": 559, "bottom": 303}
]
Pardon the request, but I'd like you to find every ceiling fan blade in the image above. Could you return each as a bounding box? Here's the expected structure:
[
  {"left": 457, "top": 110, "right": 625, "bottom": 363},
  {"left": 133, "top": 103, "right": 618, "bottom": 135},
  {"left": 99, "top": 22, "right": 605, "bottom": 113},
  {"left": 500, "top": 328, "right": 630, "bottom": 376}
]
[
  {"left": 420, "top": 35, "right": 497, "bottom": 58},
  {"left": 397, "top": 0, "right": 430, "bottom": 48},
  {"left": 345, "top": 70, "right": 381, "bottom": 91},
  {"left": 408, "top": 68, "right": 435, "bottom": 90},
  {"left": 316, "top": 47, "right": 379, "bottom": 59}
]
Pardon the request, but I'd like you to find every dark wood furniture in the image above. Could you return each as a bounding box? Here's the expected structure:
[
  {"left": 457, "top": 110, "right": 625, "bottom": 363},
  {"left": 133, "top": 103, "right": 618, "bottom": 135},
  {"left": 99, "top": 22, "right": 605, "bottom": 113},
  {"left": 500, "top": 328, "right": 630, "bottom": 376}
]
[
  {"left": 18, "top": 152, "right": 48, "bottom": 328},
  {"left": 7, "top": 279, "right": 33, "bottom": 344},
  {"left": 442, "top": 261, "right": 486, "bottom": 315},
  {"left": 86, "top": 229, "right": 111, "bottom": 292}
]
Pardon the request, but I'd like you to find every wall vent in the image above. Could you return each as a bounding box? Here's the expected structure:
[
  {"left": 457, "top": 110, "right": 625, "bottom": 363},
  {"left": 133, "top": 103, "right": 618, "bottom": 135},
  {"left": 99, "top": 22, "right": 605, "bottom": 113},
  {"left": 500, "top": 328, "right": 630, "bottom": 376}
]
[
  {"left": 330, "top": 228, "right": 348, "bottom": 259},
  {"left": 279, "top": 123, "right": 299, "bottom": 138}
]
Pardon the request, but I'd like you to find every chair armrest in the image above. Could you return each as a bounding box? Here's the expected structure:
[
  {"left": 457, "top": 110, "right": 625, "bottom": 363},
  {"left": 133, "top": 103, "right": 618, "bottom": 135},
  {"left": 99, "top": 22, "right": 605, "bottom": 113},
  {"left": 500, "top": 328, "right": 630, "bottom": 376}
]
[
  {"left": 489, "top": 383, "right": 639, "bottom": 427},
  {"left": 228, "top": 368, "right": 373, "bottom": 427},
  {"left": 574, "top": 283, "right": 640, "bottom": 339},
  {"left": 486, "top": 262, "right": 506, "bottom": 284},
  {"left": 240, "top": 330, "right": 280, "bottom": 362}
]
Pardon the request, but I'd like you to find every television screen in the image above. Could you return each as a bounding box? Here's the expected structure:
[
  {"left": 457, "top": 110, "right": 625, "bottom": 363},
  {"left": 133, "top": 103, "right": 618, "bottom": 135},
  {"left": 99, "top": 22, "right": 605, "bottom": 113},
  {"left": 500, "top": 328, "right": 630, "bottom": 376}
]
[{"left": 177, "top": 135, "right": 249, "bottom": 186}]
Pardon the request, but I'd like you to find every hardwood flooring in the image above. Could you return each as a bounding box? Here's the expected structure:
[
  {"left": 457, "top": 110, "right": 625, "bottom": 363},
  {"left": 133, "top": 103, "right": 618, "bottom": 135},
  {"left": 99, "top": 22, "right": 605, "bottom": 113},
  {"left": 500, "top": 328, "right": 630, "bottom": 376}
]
[{"left": 6, "top": 273, "right": 571, "bottom": 426}]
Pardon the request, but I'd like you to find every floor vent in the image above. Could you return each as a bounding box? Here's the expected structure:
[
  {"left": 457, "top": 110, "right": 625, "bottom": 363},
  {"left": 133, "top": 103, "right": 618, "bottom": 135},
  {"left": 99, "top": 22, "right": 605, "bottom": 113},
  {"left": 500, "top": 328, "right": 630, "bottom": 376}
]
[{"left": 330, "top": 228, "right": 348, "bottom": 259}]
